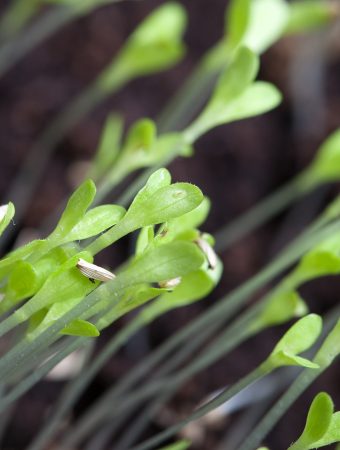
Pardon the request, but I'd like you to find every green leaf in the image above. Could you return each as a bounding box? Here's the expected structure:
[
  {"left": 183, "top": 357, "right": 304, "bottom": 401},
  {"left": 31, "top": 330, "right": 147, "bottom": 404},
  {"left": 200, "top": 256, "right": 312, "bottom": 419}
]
[
  {"left": 0, "top": 202, "right": 15, "bottom": 237},
  {"left": 0, "top": 240, "right": 46, "bottom": 280},
  {"left": 154, "top": 197, "right": 210, "bottom": 245},
  {"left": 136, "top": 226, "right": 155, "bottom": 256},
  {"left": 291, "top": 234, "right": 340, "bottom": 285},
  {"left": 62, "top": 204, "right": 126, "bottom": 242},
  {"left": 140, "top": 263, "right": 223, "bottom": 323},
  {"left": 88, "top": 114, "right": 123, "bottom": 180},
  {"left": 185, "top": 78, "right": 282, "bottom": 142},
  {"left": 96, "top": 285, "right": 166, "bottom": 329},
  {"left": 285, "top": 1, "right": 337, "bottom": 35},
  {"left": 61, "top": 319, "right": 100, "bottom": 337},
  {"left": 225, "top": 0, "right": 251, "bottom": 50},
  {"left": 314, "top": 319, "right": 340, "bottom": 368},
  {"left": 124, "top": 118, "right": 156, "bottom": 155},
  {"left": 86, "top": 169, "right": 203, "bottom": 255},
  {"left": 265, "top": 314, "right": 322, "bottom": 369},
  {"left": 123, "top": 182, "right": 204, "bottom": 229},
  {"left": 27, "top": 297, "right": 83, "bottom": 339},
  {"left": 157, "top": 440, "right": 191, "bottom": 450},
  {"left": 150, "top": 133, "right": 194, "bottom": 161},
  {"left": 121, "top": 241, "right": 206, "bottom": 286},
  {"left": 2, "top": 247, "right": 74, "bottom": 311},
  {"left": 12, "top": 252, "right": 96, "bottom": 324},
  {"left": 99, "top": 3, "right": 187, "bottom": 91},
  {"left": 303, "top": 129, "right": 340, "bottom": 186},
  {"left": 250, "top": 290, "right": 308, "bottom": 332},
  {"left": 312, "top": 412, "right": 340, "bottom": 448},
  {"left": 48, "top": 179, "right": 96, "bottom": 242},
  {"left": 289, "top": 392, "right": 334, "bottom": 450},
  {"left": 106, "top": 119, "right": 158, "bottom": 177},
  {"left": 186, "top": 46, "right": 259, "bottom": 141},
  {"left": 242, "top": 0, "right": 290, "bottom": 53}
]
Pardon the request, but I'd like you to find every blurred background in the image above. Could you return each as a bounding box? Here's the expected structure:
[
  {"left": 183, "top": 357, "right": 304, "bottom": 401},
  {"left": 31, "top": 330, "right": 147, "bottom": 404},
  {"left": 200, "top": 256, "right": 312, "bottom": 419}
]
[{"left": 0, "top": 0, "right": 340, "bottom": 448}]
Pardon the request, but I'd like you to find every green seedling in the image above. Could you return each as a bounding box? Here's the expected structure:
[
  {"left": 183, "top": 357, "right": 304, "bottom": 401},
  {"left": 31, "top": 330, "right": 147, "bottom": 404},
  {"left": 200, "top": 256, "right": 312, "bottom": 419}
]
[
  {"left": 289, "top": 392, "right": 334, "bottom": 450},
  {"left": 0, "top": 202, "right": 15, "bottom": 237}
]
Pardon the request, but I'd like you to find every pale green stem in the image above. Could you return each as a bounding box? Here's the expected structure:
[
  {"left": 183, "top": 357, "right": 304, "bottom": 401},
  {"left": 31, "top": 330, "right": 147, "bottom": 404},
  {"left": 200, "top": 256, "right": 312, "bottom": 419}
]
[
  {"left": 131, "top": 366, "right": 270, "bottom": 450},
  {"left": 0, "top": 337, "right": 84, "bottom": 414},
  {"left": 0, "top": 66, "right": 127, "bottom": 252},
  {"left": 58, "top": 218, "right": 340, "bottom": 448},
  {"left": 214, "top": 172, "right": 314, "bottom": 253},
  {"left": 115, "top": 44, "right": 229, "bottom": 208},
  {"left": 0, "top": 6, "right": 77, "bottom": 78},
  {"left": 0, "top": 0, "right": 42, "bottom": 42},
  {"left": 58, "top": 316, "right": 222, "bottom": 448},
  {"left": 0, "top": 276, "right": 128, "bottom": 381},
  {"left": 26, "top": 317, "right": 143, "bottom": 450},
  {"left": 110, "top": 311, "right": 258, "bottom": 450},
  {"left": 238, "top": 308, "right": 340, "bottom": 450},
  {"left": 0, "top": 0, "right": 129, "bottom": 78}
]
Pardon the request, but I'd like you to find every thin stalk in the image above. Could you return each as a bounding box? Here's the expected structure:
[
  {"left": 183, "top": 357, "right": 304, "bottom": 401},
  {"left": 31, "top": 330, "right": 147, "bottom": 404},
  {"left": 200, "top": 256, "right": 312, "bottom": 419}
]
[
  {"left": 214, "top": 173, "right": 311, "bottom": 253},
  {"left": 0, "top": 337, "right": 84, "bottom": 414},
  {"left": 114, "top": 45, "right": 228, "bottom": 208},
  {"left": 1, "top": 76, "right": 126, "bottom": 252},
  {"left": 28, "top": 312, "right": 219, "bottom": 450},
  {"left": 59, "top": 219, "right": 340, "bottom": 448},
  {"left": 157, "top": 51, "right": 222, "bottom": 134},
  {"left": 131, "top": 366, "right": 269, "bottom": 450},
  {"left": 0, "top": 6, "right": 77, "bottom": 78},
  {"left": 26, "top": 317, "right": 143, "bottom": 450},
  {"left": 0, "top": 0, "right": 42, "bottom": 42},
  {"left": 0, "top": 276, "right": 129, "bottom": 381},
  {"left": 238, "top": 308, "right": 340, "bottom": 450},
  {"left": 110, "top": 311, "right": 257, "bottom": 450},
  {"left": 0, "top": 0, "right": 129, "bottom": 78},
  {"left": 57, "top": 316, "right": 221, "bottom": 448},
  {"left": 239, "top": 369, "right": 321, "bottom": 450}
]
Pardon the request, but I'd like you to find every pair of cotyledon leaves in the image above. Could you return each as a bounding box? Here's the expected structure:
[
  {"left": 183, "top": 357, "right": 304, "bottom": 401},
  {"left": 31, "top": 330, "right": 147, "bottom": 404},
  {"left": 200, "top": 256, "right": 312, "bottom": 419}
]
[{"left": 0, "top": 168, "right": 221, "bottom": 339}]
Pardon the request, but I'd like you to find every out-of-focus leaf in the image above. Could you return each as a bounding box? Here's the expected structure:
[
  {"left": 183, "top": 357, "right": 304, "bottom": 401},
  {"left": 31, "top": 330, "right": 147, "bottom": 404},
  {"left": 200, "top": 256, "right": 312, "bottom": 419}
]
[
  {"left": 61, "top": 319, "right": 100, "bottom": 337},
  {"left": 0, "top": 203, "right": 15, "bottom": 238},
  {"left": 250, "top": 290, "right": 308, "bottom": 332},
  {"left": 225, "top": 0, "right": 251, "bottom": 50},
  {"left": 303, "top": 129, "right": 340, "bottom": 187},
  {"left": 241, "top": 0, "right": 290, "bottom": 53},
  {"left": 312, "top": 412, "right": 340, "bottom": 448},
  {"left": 314, "top": 319, "right": 340, "bottom": 368},
  {"left": 289, "top": 392, "right": 334, "bottom": 450},
  {"left": 285, "top": 1, "right": 337, "bottom": 35},
  {"left": 185, "top": 57, "right": 282, "bottom": 143},
  {"left": 264, "top": 314, "right": 322, "bottom": 369},
  {"left": 98, "top": 3, "right": 187, "bottom": 92},
  {"left": 88, "top": 114, "right": 123, "bottom": 180},
  {"left": 157, "top": 440, "right": 191, "bottom": 450}
]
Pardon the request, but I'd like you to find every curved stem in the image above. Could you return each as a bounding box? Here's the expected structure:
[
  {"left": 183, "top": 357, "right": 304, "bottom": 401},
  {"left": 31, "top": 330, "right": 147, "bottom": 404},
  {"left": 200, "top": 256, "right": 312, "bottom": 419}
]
[
  {"left": 107, "top": 312, "right": 257, "bottom": 450},
  {"left": 131, "top": 366, "right": 268, "bottom": 450},
  {"left": 59, "top": 219, "right": 340, "bottom": 448},
  {"left": 26, "top": 318, "right": 142, "bottom": 450},
  {"left": 238, "top": 306, "right": 340, "bottom": 450},
  {"left": 0, "top": 337, "right": 83, "bottom": 414}
]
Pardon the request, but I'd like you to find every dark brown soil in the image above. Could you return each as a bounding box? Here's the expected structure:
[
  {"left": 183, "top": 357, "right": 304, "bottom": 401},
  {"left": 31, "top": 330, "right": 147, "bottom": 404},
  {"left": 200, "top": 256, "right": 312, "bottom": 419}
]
[{"left": 1, "top": 0, "right": 340, "bottom": 449}]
